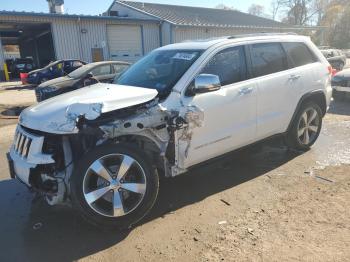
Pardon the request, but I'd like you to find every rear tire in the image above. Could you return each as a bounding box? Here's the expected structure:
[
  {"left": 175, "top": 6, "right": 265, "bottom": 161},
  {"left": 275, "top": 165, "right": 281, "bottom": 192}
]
[
  {"left": 285, "top": 102, "right": 322, "bottom": 151},
  {"left": 70, "top": 143, "right": 159, "bottom": 229}
]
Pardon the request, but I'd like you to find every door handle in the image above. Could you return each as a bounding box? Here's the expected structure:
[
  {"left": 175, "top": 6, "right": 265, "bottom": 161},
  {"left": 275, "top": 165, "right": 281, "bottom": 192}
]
[
  {"left": 289, "top": 74, "right": 301, "bottom": 81},
  {"left": 239, "top": 87, "right": 253, "bottom": 95}
]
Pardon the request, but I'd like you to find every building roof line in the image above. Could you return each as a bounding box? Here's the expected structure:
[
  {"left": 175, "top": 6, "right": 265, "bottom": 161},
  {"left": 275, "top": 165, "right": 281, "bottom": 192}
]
[
  {"left": 115, "top": 1, "right": 175, "bottom": 24},
  {"left": 117, "top": 0, "right": 288, "bottom": 28},
  {"left": 0, "top": 10, "right": 160, "bottom": 23}
]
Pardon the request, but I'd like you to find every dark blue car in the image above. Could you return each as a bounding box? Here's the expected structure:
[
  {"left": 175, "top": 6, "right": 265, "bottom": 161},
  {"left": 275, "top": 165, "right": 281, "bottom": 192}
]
[{"left": 27, "top": 59, "right": 86, "bottom": 85}]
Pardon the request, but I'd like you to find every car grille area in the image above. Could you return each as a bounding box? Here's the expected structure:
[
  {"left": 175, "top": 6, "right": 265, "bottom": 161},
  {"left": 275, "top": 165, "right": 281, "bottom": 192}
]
[
  {"left": 13, "top": 129, "right": 32, "bottom": 158},
  {"left": 11, "top": 125, "right": 55, "bottom": 164}
]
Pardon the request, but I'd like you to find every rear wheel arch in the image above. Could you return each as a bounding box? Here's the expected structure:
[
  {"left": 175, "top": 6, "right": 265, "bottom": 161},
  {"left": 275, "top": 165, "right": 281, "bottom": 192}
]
[{"left": 288, "top": 90, "right": 327, "bottom": 132}]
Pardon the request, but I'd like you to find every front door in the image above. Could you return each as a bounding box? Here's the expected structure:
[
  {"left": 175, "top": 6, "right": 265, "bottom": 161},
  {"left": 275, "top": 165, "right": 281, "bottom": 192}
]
[{"left": 178, "top": 45, "right": 257, "bottom": 168}]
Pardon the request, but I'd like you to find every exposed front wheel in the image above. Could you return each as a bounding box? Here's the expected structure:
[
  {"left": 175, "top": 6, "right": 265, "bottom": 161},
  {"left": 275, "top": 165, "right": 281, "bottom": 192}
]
[
  {"left": 70, "top": 143, "right": 159, "bottom": 229},
  {"left": 285, "top": 102, "right": 322, "bottom": 151}
]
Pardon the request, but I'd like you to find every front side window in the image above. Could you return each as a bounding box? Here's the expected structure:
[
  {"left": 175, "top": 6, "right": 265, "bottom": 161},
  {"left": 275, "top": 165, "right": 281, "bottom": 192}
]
[
  {"left": 251, "top": 43, "right": 288, "bottom": 77},
  {"left": 116, "top": 49, "right": 202, "bottom": 98},
  {"left": 199, "top": 46, "right": 248, "bottom": 86},
  {"left": 283, "top": 42, "right": 318, "bottom": 67}
]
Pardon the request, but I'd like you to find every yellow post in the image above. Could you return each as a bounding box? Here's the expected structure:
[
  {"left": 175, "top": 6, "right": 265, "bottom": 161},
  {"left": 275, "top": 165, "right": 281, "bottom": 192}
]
[{"left": 3, "top": 63, "right": 9, "bottom": 81}]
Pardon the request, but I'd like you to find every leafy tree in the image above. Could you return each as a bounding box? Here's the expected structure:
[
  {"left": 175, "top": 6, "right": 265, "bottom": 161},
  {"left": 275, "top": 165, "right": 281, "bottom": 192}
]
[{"left": 248, "top": 4, "right": 265, "bottom": 17}]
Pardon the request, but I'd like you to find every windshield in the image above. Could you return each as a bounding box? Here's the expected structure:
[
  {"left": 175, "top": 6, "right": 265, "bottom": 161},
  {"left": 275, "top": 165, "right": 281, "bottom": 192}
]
[
  {"left": 115, "top": 49, "right": 202, "bottom": 98},
  {"left": 44, "top": 61, "right": 60, "bottom": 69}
]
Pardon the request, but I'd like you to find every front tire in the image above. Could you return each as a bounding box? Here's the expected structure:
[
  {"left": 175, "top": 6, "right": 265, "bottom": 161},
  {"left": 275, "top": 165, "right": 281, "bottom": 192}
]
[
  {"left": 70, "top": 143, "right": 159, "bottom": 229},
  {"left": 285, "top": 102, "right": 322, "bottom": 151}
]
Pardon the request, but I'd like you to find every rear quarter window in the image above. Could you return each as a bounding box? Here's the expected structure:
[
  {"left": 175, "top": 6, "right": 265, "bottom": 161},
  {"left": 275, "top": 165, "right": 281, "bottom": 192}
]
[
  {"left": 250, "top": 42, "right": 288, "bottom": 77},
  {"left": 283, "top": 42, "right": 318, "bottom": 67}
]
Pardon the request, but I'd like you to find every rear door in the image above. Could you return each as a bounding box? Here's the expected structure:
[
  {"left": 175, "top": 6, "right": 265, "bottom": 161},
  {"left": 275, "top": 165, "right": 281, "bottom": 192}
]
[
  {"left": 282, "top": 41, "right": 320, "bottom": 98},
  {"left": 250, "top": 42, "right": 297, "bottom": 139}
]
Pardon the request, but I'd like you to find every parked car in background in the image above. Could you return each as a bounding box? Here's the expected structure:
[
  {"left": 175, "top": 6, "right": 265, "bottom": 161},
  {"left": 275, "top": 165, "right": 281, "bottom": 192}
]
[
  {"left": 321, "top": 49, "right": 347, "bottom": 71},
  {"left": 10, "top": 58, "right": 35, "bottom": 78},
  {"left": 343, "top": 49, "right": 350, "bottom": 58},
  {"left": 35, "top": 61, "right": 130, "bottom": 102},
  {"left": 318, "top": 45, "right": 331, "bottom": 50},
  {"left": 331, "top": 68, "right": 350, "bottom": 100},
  {"left": 27, "top": 59, "right": 87, "bottom": 85},
  {"left": 8, "top": 34, "right": 332, "bottom": 229}
]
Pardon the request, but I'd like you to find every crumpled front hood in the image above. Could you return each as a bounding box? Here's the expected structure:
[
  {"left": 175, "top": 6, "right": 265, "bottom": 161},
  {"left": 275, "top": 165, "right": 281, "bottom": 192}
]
[{"left": 20, "top": 83, "right": 158, "bottom": 134}]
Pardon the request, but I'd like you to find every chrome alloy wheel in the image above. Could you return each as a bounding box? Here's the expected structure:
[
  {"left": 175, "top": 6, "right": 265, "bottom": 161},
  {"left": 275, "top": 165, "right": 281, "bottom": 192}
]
[
  {"left": 83, "top": 154, "right": 147, "bottom": 217},
  {"left": 297, "top": 107, "right": 320, "bottom": 145}
]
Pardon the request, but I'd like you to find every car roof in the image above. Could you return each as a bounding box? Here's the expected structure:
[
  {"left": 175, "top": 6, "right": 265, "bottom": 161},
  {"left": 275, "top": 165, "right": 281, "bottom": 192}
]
[
  {"left": 158, "top": 33, "right": 309, "bottom": 51},
  {"left": 87, "top": 61, "right": 131, "bottom": 66}
]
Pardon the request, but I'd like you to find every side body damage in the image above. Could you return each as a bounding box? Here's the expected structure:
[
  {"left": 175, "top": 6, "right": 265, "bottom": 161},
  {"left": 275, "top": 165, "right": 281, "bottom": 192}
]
[{"left": 11, "top": 96, "right": 204, "bottom": 205}]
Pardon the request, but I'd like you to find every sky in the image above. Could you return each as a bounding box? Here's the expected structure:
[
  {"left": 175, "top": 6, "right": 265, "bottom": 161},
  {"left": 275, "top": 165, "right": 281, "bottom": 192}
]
[{"left": 1, "top": 0, "right": 273, "bottom": 16}]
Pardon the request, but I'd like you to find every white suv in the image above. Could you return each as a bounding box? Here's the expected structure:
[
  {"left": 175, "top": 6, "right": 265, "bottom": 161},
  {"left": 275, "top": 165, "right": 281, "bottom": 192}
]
[{"left": 7, "top": 34, "right": 332, "bottom": 228}]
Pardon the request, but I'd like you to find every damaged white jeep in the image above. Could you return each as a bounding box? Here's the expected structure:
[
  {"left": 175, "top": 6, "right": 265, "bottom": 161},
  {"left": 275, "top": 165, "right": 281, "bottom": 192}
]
[{"left": 8, "top": 34, "right": 332, "bottom": 228}]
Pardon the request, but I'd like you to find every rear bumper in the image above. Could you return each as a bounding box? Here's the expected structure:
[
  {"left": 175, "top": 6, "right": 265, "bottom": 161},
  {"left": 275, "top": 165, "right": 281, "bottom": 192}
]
[{"left": 332, "top": 86, "right": 350, "bottom": 93}]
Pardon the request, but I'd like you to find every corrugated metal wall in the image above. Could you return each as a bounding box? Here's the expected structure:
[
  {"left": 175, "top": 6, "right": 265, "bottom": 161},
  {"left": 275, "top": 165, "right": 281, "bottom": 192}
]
[
  {"left": 80, "top": 20, "right": 109, "bottom": 62},
  {"left": 161, "top": 22, "right": 172, "bottom": 45},
  {"left": 51, "top": 19, "right": 81, "bottom": 60},
  {"left": 143, "top": 23, "right": 160, "bottom": 54}
]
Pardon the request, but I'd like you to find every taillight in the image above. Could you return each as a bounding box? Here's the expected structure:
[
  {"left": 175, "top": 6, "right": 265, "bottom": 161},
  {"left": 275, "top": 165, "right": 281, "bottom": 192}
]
[
  {"left": 332, "top": 68, "right": 337, "bottom": 76},
  {"left": 328, "top": 65, "right": 332, "bottom": 75},
  {"left": 328, "top": 65, "right": 337, "bottom": 76}
]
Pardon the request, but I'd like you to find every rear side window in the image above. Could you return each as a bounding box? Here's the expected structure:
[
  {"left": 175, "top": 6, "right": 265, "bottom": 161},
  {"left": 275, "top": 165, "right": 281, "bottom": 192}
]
[
  {"left": 90, "top": 65, "right": 111, "bottom": 76},
  {"left": 251, "top": 43, "right": 288, "bottom": 77},
  {"left": 282, "top": 42, "right": 318, "bottom": 67},
  {"left": 200, "top": 46, "right": 248, "bottom": 86},
  {"left": 73, "top": 61, "right": 83, "bottom": 67}
]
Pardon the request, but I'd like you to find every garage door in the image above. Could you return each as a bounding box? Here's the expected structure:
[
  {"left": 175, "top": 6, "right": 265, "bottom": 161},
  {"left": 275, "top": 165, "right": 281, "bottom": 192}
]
[{"left": 107, "top": 25, "right": 142, "bottom": 62}]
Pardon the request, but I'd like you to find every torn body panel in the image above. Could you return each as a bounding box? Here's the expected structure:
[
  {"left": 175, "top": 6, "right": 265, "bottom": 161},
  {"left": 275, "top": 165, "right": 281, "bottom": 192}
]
[{"left": 175, "top": 105, "right": 204, "bottom": 171}]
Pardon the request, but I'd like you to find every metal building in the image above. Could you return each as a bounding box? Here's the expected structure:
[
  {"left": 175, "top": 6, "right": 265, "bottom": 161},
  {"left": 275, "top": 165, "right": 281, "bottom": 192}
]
[
  {"left": 107, "top": 1, "right": 324, "bottom": 45},
  {"left": 0, "top": 0, "right": 324, "bottom": 80},
  {"left": 0, "top": 11, "right": 160, "bottom": 79}
]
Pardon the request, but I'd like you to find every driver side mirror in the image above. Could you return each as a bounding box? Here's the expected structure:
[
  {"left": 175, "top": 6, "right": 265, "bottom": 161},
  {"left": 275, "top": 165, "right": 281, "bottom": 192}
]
[
  {"left": 189, "top": 74, "right": 221, "bottom": 95},
  {"left": 86, "top": 73, "right": 93, "bottom": 79}
]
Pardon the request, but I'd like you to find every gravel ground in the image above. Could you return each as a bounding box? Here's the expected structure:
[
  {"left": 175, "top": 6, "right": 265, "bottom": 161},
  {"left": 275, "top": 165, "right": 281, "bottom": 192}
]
[{"left": 0, "top": 83, "right": 350, "bottom": 262}]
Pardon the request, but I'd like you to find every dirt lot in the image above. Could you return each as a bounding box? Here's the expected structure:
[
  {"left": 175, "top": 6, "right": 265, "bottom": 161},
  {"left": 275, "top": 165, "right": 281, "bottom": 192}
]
[{"left": 0, "top": 83, "right": 350, "bottom": 262}]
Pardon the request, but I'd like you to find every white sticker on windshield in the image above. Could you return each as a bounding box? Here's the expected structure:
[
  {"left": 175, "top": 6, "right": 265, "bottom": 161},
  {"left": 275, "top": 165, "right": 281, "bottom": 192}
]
[{"left": 172, "top": 52, "right": 197, "bottom": 61}]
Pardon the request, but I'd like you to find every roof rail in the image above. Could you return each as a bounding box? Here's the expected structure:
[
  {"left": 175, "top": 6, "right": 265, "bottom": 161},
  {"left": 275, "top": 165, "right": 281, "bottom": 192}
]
[{"left": 227, "top": 32, "right": 298, "bottom": 39}]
